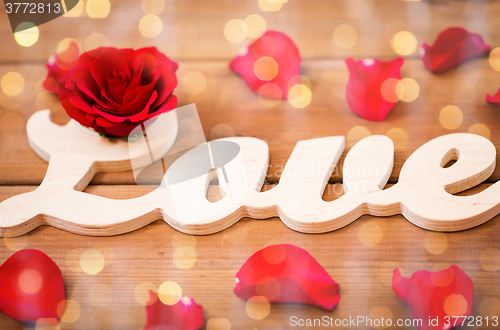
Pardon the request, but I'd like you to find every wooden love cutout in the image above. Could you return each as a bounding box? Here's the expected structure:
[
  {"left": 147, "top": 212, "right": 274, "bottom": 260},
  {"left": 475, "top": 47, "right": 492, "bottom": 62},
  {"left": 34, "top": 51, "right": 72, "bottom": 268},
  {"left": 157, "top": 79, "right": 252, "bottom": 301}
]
[{"left": 1, "top": 110, "right": 500, "bottom": 237}]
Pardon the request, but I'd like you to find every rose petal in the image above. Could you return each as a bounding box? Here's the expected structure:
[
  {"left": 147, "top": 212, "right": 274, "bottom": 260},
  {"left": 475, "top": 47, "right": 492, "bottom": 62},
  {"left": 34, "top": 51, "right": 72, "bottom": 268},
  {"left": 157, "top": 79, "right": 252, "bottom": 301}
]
[
  {"left": 487, "top": 88, "right": 500, "bottom": 106},
  {"left": 0, "top": 249, "right": 66, "bottom": 323},
  {"left": 392, "top": 265, "right": 474, "bottom": 330},
  {"left": 234, "top": 244, "right": 340, "bottom": 311},
  {"left": 230, "top": 31, "right": 301, "bottom": 100},
  {"left": 345, "top": 57, "right": 404, "bottom": 121},
  {"left": 422, "top": 27, "right": 491, "bottom": 74},
  {"left": 43, "top": 41, "right": 80, "bottom": 93},
  {"left": 144, "top": 291, "right": 204, "bottom": 330}
]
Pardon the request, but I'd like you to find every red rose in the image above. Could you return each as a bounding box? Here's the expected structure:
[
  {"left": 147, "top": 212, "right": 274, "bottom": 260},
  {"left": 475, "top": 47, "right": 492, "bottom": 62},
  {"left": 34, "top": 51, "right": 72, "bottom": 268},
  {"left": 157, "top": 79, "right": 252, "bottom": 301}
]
[
  {"left": 43, "top": 40, "right": 79, "bottom": 93},
  {"left": 57, "top": 47, "right": 178, "bottom": 137}
]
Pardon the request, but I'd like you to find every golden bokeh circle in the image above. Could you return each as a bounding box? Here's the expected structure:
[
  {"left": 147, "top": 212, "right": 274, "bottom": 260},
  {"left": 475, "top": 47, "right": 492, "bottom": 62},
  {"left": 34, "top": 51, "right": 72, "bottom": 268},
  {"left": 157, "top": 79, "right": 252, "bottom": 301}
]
[
  {"left": 224, "top": 19, "right": 248, "bottom": 43},
  {"left": 172, "top": 233, "right": 196, "bottom": 250},
  {"left": 424, "top": 232, "right": 448, "bottom": 255},
  {"left": 439, "top": 105, "right": 463, "bottom": 130},
  {"left": 368, "top": 306, "right": 393, "bottom": 330},
  {"left": 254, "top": 56, "right": 279, "bottom": 81},
  {"left": 79, "top": 249, "right": 105, "bottom": 275},
  {"left": 18, "top": 269, "right": 43, "bottom": 295},
  {"left": 381, "top": 78, "right": 403, "bottom": 103},
  {"left": 139, "top": 14, "right": 163, "bottom": 38},
  {"left": 141, "top": 0, "right": 164, "bottom": 15},
  {"left": 480, "top": 248, "right": 500, "bottom": 272},
  {"left": 210, "top": 124, "right": 236, "bottom": 140},
  {"left": 84, "top": 33, "right": 109, "bottom": 52},
  {"left": 385, "top": 128, "right": 408, "bottom": 152},
  {"left": 480, "top": 297, "right": 500, "bottom": 317},
  {"left": 444, "top": 294, "right": 468, "bottom": 317},
  {"left": 3, "top": 234, "right": 28, "bottom": 251},
  {"left": 256, "top": 277, "right": 281, "bottom": 301},
  {"left": 1, "top": 72, "right": 24, "bottom": 96},
  {"left": 262, "top": 245, "right": 287, "bottom": 264},
  {"left": 86, "top": 0, "right": 111, "bottom": 18},
  {"left": 287, "top": 84, "right": 312, "bottom": 108},
  {"left": 182, "top": 71, "right": 207, "bottom": 96},
  {"left": 245, "top": 296, "right": 270, "bottom": 320},
  {"left": 244, "top": 15, "right": 266, "bottom": 39},
  {"left": 391, "top": 31, "right": 417, "bottom": 56},
  {"left": 34, "top": 318, "right": 60, "bottom": 330},
  {"left": 134, "top": 282, "right": 158, "bottom": 306},
  {"left": 64, "top": 0, "right": 85, "bottom": 17},
  {"left": 207, "top": 318, "right": 231, "bottom": 330},
  {"left": 333, "top": 24, "right": 357, "bottom": 49},
  {"left": 357, "top": 221, "right": 382, "bottom": 247},
  {"left": 57, "top": 38, "right": 80, "bottom": 63},
  {"left": 258, "top": 0, "right": 282, "bottom": 12},
  {"left": 399, "top": 78, "right": 420, "bottom": 103},
  {"left": 173, "top": 248, "right": 197, "bottom": 270},
  {"left": 468, "top": 123, "right": 491, "bottom": 140},
  {"left": 158, "top": 281, "right": 182, "bottom": 305},
  {"left": 258, "top": 83, "right": 282, "bottom": 107},
  {"left": 430, "top": 267, "right": 454, "bottom": 287},
  {"left": 58, "top": 300, "right": 81, "bottom": 323},
  {"left": 489, "top": 47, "right": 500, "bottom": 71},
  {"left": 347, "top": 126, "right": 371, "bottom": 148},
  {"left": 14, "top": 22, "right": 39, "bottom": 47}
]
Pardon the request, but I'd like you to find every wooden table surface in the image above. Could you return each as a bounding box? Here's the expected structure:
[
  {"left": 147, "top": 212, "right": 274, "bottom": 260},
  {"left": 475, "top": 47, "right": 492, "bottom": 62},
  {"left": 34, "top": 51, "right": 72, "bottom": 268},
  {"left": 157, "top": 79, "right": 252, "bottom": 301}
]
[{"left": 1, "top": 0, "right": 500, "bottom": 329}]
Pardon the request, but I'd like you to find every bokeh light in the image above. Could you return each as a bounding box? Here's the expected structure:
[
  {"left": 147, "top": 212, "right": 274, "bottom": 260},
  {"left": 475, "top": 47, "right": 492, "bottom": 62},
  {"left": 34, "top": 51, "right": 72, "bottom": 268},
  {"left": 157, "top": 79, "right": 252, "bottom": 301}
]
[
  {"left": 2, "top": 234, "right": 28, "bottom": 251},
  {"left": 224, "top": 19, "right": 248, "bottom": 43},
  {"left": 158, "top": 281, "right": 182, "bottom": 305},
  {"left": 381, "top": 78, "right": 403, "bottom": 102},
  {"left": 258, "top": 0, "right": 282, "bottom": 12},
  {"left": 333, "top": 25, "right": 357, "bottom": 49},
  {"left": 424, "top": 232, "right": 448, "bottom": 255},
  {"left": 139, "top": 14, "right": 163, "bottom": 38},
  {"left": 439, "top": 105, "right": 463, "bottom": 130},
  {"left": 288, "top": 84, "right": 312, "bottom": 108},
  {"left": 64, "top": 0, "right": 85, "bottom": 17},
  {"left": 79, "top": 249, "right": 105, "bottom": 275},
  {"left": 207, "top": 318, "right": 231, "bottom": 330},
  {"left": 34, "top": 318, "right": 59, "bottom": 330},
  {"left": 141, "top": 0, "right": 164, "bottom": 15},
  {"left": 489, "top": 47, "right": 500, "bottom": 71},
  {"left": 14, "top": 22, "right": 39, "bottom": 47},
  {"left": 444, "top": 294, "right": 468, "bottom": 317},
  {"left": 86, "top": 0, "right": 110, "bottom": 18},
  {"left": 84, "top": 33, "right": 109, "bottom": 51},
  {"left": 399, "top": 78, "right": 419, "bottom": 102},
  {"left": 391, "top": 31, "right": 417, "bottom": 56},
  {"left": 358, "top": 222, "right": 382, "bottom": 247},
  {"left": 210, "top": 124, "right": 236, "bottom": 140},
  {"left": 175, "top": 20, "right": 199, "bottom": 45},
  {"left": 245, "top": 296, "right": 270, "bottom": 320},
  {"left": 244, "top": 15, "right": 266, "bottom": 39},
  {"left": 385, "top": 128, "right": 408, "bottom": 152},
  {"left": 182, "top": 71, "right": 207, "bottom": 96},
  {"left": 18, "top": 269, "right": 43, "bottom": 294},
  {"left": 430, "top": 268, "right": 454, "bottom": 287},
  {"left": 1, "top": 72, "right": 24, "bottom": 96},
  {"left": 347, "top": 126, "right": 371, "bottom": 148},
  {"left": 480, "top": 297, "right": 500, "bottom": 318},
  {"left": 480, "top": 248, "right": 500, "bottom": 272},
  {"left": 254, "top": 56, "right": 279, "bottom": 81},
  {"left": 58, "top": 300, "right": 81, "bottom": 323},
  {"left": 262, "top": 244, "right": 287, "bottom": 264},
  {"left": 368, "top": 306, "right": 393, "bottom": 330},
  {"left": 134, "top": 282, "right": 158, "bottom": 306},
  {"left": 256, "top": 277, "right": 280, "bottom": 300},
  {"left": 173, "top": 248, "right": 197, "bottom": 270},
  {"left": 468, "top": 123, "right": 491, "bottom": 140},
  {"left": 57, "top": 38, "right": 80, "bottom": 63},
  {"left": 258, "top": 83, "right": 282, "bottom": 107}
]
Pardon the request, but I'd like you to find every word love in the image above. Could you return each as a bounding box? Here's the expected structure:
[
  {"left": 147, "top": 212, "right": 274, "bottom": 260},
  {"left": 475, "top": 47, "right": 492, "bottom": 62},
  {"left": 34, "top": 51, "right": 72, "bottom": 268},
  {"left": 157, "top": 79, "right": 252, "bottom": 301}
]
[{"left": 1, "top": 110, "right": 500, "bottom": 237}]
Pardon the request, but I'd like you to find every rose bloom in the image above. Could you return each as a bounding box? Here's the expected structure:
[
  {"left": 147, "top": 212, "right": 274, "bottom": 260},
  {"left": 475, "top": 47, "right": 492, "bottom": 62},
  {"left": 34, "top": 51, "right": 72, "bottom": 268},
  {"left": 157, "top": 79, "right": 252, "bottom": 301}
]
[{"left": 57, "top": 47, "right": 178, "bottom": 137}]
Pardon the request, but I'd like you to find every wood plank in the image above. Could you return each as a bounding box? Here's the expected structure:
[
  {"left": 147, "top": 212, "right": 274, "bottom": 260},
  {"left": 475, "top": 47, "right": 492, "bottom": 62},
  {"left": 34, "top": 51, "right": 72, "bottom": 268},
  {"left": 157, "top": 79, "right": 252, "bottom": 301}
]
[
  {"left": 1, "top": 184, "right": 500, "bottom": 329},
  {"left": 0, "top": 0, "right": 498, "bottom": 62},
  {"left": 1, "top": 58, "right": 500, "bottom": 185}
]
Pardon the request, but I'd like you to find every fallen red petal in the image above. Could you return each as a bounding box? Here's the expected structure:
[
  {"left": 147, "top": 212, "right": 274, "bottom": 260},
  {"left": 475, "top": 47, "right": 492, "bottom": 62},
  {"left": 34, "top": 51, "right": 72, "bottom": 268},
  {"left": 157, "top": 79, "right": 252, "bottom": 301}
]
[
  {"left": 392, "top": 265, "right": 474, "bottom": 330},
  {"left": 0, "top": 249, "right": 66, "bottom": 323},
  {"left": 345, "top": 57, "right": 404, "bottom": 121},
  {"left": 487, "top": 88, "right": 500, "bottom": 106},
  {"left": 230, "top": 30, "right": 301, "bottom": 100},
  {"left": 422, "top": 27, "right": 491, "bottom": 74},
  {"left": 144, "top": 291, "right": 204, "bottom": 330},
  {"left": 234, "top": 244, "right": 340, "bottom": 311}
]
